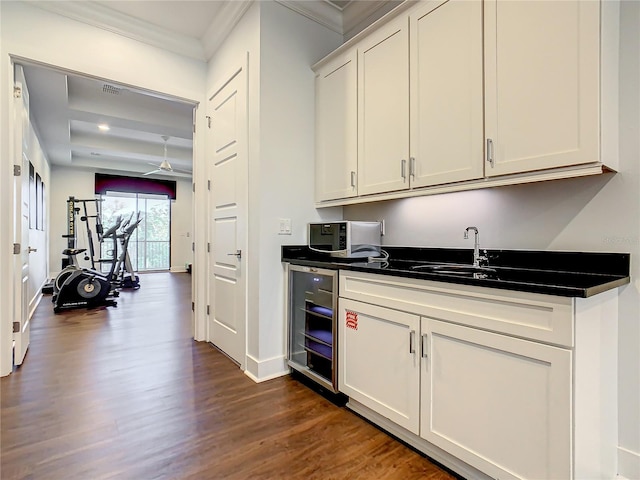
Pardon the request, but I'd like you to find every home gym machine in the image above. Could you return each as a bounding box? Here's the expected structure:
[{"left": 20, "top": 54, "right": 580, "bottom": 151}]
[
  {"left": 52, "top": 216, "right": 123, "bottom": 313},
  {"left": 42, "top": 196, "right": 105, "bottom": 294},
  {"left": 63, "top": 196, "right": 104, "bottom": 269}
]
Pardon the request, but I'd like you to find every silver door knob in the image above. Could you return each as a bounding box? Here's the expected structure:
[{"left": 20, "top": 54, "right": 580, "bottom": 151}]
[{"left": 227, "top": 250, "right": 242, "bottom": 260}]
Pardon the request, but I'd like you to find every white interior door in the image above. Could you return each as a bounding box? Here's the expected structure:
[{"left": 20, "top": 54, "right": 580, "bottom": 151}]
[
  {"left": 13, "top": 65, "right": 31, "bottom": 366},
  {"left": 207, "top": 62, "right": 247, "bottom": 367}
]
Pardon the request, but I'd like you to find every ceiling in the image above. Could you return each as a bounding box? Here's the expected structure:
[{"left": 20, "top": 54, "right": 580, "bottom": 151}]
[
  {"left": 22, "top": 0, "right": 399, "bottom": 180},
  {"left": 23, "top": 63, "right": 195, "bottom": 179}
]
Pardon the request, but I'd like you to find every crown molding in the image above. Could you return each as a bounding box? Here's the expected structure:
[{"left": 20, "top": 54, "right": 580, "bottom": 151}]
[
  {"left": 202, "top": 1, "right": 254, "bottom": 61},
  {"left": 342, "top": 0, "right": 404, "bottom": 38},
  {"left": 275, "top": 0, "right": 344, "bottom": 34},
  {"left": 27, "top": 0, "right": 206, "bottom": 62}
]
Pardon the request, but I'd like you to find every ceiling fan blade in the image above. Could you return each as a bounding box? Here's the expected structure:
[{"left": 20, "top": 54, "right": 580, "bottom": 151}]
[
  {"left": 147, "top": 162, "right": 161, "bottom": 168},
  {"left": 143, "top": 169, "right": 161, "bottom": 176}
]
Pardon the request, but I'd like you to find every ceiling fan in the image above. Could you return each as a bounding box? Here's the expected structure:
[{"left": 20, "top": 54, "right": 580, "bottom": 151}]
[{"left": 144, "top": 135, "right": 191, "bottom": 177}]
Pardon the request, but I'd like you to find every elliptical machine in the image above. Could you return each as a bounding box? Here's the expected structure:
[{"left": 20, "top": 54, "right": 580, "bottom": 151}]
[{"left": 112, "top": 212, "right": 142, "bottom": 289}]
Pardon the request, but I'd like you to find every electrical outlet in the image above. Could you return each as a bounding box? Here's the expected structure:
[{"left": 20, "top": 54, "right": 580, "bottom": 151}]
[{"left": 278, "top": 218, "right": 292, "bottom": 235}]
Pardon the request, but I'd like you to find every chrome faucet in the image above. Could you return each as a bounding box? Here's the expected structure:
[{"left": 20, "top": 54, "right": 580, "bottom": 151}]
[{"left": 464, "top": 226, "right": 487, "bottom": 267}]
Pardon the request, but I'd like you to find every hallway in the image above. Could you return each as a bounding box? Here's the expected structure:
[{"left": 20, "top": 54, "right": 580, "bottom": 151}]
[{"left": 1, "top": 273, "right": 455, "bottom": 479}]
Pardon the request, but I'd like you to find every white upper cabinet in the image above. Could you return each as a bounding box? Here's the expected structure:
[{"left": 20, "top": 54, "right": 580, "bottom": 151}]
[
  {"left": 315, "top": 50, "right": 358, "bottom": 202},
  {"left": 409, "top": 0, "right": 484, "bottom": 187},
  {"left": 313, "top": 0, "right": 613, "bottom": 206},
  {"left": 484, "top": 0, "right": 600, "bottom": 176},
  {"left": 357, "top": 16, "right": 410, "bottom": 196}
]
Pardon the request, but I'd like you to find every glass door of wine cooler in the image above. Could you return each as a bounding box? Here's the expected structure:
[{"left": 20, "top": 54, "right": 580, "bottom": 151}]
[{"left": 287, "top": 265, "right": 338, "bottom": 392}]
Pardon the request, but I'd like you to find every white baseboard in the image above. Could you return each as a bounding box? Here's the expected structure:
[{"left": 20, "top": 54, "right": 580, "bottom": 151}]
[
  {"left": 618, "top": 446, "right": 640, "bottom": 480},
  {"left": 170, "top": 266, "right": 188, "bottom": 273},
  {"left": 28, "top": 278, "right": 49, "bottom": 319},
  {"left": 244, "top": 354, "right": 289, "bottom": 383},
  {"left": 346, "top": 399, "right": 492, "bottom": 480}
]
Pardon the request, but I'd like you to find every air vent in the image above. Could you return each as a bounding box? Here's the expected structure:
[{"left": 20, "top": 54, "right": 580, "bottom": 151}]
[{"left": 102, "top": 84, "right": 122, "bottom": 95}]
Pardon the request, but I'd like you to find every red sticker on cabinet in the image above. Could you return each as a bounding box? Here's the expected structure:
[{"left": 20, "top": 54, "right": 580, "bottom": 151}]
[{"left": 346, "top": 311, "right": 358, "bottom": 330}]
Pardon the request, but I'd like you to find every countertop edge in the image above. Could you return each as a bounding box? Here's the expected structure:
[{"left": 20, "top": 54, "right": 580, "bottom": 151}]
[{"left": 281, "top": 258, "right": 630, "bottom": 299}]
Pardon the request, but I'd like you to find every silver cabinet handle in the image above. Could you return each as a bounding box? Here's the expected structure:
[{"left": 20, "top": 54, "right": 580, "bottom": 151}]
[
  {"left": 409, "top": 330, "right": 416, "bottom": 353},
  {"left": 27, "top": 246, "right": 38, "bottom": 253},
  {"left": 421, "top": 333, "right": 428, "bottom": 358},
  {"left": 350, "top": 171, "right": 356, "bottom": 188},
  {"left": 401, "top": 159, "right": 407, "bottom": 181},
  {"left": 409, "top": 157, "right": 416, "bottom": 180},
  {"left": 227, "top": 250, "right": 242, "bottom": 260},
  {"left": 486, "top": 138, "right": 494, "bottom": 167}
]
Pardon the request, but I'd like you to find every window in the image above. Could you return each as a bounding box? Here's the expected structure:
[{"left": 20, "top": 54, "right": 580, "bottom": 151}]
[{"left": 100, "top": 192, "right": 171, "bottom": 271}]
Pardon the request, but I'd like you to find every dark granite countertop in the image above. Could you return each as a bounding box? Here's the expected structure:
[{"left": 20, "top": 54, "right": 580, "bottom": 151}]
[{"left": 282, "top": 246, "right": 631, "bottom": 298}]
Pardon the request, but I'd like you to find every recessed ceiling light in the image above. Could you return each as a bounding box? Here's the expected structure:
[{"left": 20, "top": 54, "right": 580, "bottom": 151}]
[{"left": 98, "top": 124, "right": 110, "bottom": 131}]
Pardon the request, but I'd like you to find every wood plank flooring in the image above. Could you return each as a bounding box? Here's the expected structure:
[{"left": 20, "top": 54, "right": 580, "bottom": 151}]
[{"left": 1, "top": 272, "right": 457, "bottom": 480}]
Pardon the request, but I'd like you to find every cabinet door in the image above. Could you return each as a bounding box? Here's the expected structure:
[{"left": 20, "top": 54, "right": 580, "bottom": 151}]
[
  {"left": 421, "top": 318, "right": 571, "bottom": 480},
  {"left": 358, "top": 16, "right": 410, "bottom": 196},
  {"left": 339, "top": 298, "right": 420, "bottom": 434},
  {"left": 409, "top": 0, "right": 484, "bottom": 188},
  {"left": 484, "top": 0, "right": 600, "bottom": 176},
  {"left": 315, "top": 50, "right": 358, "bottom": 202}
]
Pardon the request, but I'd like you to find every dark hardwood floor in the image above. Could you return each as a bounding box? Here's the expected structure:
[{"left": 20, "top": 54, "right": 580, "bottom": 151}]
[{"left": 1, "top": 272, "right": 456, "bottom": 480}]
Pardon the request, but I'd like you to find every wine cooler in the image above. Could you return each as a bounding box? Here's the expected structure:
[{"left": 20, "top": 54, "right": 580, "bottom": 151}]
[{"left": 287, "top": 264, "right": 338, "bottom": 392}]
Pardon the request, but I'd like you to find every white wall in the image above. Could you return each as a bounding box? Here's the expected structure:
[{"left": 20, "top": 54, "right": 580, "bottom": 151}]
[
  {"left": 256, "top": 1, "right": 343, "bottom": 375},
  {"left": 205, "top": 1, "right": 342, "bottom": 379},
  {"left": 170, "top": 179, "right": 193, "bottom": 272},
  {"left": 49, "top": 166, "right": 192, "bottom": 274},
  {"left": 49, "top": 168, "right": 95, "bottom": 273},
  {"left": 25, "top": 108, "right": 51, "bottom": 315},
  {"left": 343, "top": 2, "right": 640, "bottom": 475},
  {"left": 0, "top": 0, "right": 208, "bottom": 374},
  {"left": 206, "top": 1, "right": 261, "bottom": 362}
]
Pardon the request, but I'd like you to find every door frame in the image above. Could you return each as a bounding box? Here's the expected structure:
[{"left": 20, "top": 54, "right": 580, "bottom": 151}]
[
  {"left": 0, "top": 54, "right": 207, "bottom": 376},
  {"left": 1, "top": 57, "right": 20, "bottom": 375},
  {"left": 13, "top": 63, "right": 31, "bottom": 366}
]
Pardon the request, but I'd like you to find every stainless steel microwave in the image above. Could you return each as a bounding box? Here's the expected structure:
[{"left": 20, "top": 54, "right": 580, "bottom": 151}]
[{"left": 308, "top": 221, "right": 381, "bottom": 258}]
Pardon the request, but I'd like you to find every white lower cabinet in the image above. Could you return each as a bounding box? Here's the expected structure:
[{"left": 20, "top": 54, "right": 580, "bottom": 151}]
[
  {"left": 421, "top": 318, "right": 571, "bottom": 480},
  {"left": 338, "top": 298, "right": 420, "bottom": 434},
  {"left": 338, "top": 270, "right": 618, "bottom": 480}
]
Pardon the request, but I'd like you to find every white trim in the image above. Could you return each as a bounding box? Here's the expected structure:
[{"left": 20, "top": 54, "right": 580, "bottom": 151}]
[
  {"left": 342, "top": 0, "right": 404, "bottom": 40},
  {"left": 27, "top": 1, "right": 206, "bottom": 61},
  {"left": 618, "top": 446, "right": 640, "bottom": 480},
  {"left": 276, "top": 0, "right": 344, "bottom": 34},
  {"left": 1, "top": 57, "right": 16, "bottom": 377},
  {"left": 201, "top": 1, "right": 253, "bottom": 61},
  {"left": 28, "top": 278, "right": 47, "bottom": 320},
  {"left": 244, "top": 354, "right": 289, "bottom": 383},
  {"left": 346, "top": 399, "right": 493, "bottom": 480},
  {"left": 315, "top": 164, "right": 611, "bottom": 208},
  {"left": 169, "top": 266, "right": 187, "bottom": 273}
]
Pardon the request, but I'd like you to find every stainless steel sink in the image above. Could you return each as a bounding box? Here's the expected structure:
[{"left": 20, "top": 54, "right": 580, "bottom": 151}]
[{"left": 411, "top": 264, "right": 497, "bottom": 275}]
